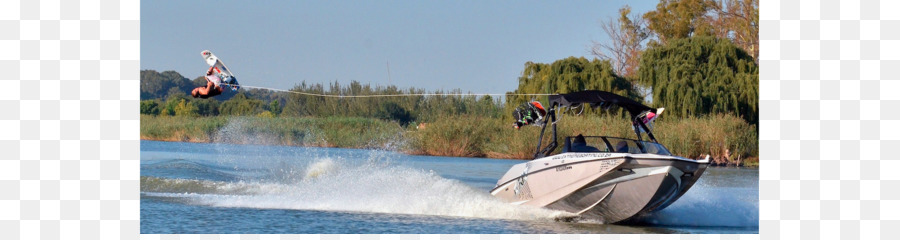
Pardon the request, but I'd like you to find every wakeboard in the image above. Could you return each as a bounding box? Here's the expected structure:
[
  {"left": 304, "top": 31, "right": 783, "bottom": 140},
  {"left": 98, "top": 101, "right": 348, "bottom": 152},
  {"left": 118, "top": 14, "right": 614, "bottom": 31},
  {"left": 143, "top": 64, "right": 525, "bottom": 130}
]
[{"left": 201, "top": 50, "right": 240, "bottom": 91}]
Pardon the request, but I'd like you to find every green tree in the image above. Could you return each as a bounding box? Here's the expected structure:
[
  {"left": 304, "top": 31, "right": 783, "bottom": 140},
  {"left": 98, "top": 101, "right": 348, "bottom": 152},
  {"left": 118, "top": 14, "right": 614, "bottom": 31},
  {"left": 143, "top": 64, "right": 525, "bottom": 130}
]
[
  {"left": 163, "top": 90, "right": 190, "bottom": 116},
  {"left": 638, "top": 36, "right": 758, "bottom": 123},
  {"left": 267, "top": 100, "right": 282, "bottom": 116},
  {"left": 192, "top": 98, "right": 220, "bottom": 116},
  {"left": 140, "top": 100, "right": 160, "bottom": 115},
  {"left": 508, "top": 57, "right": 638, "bottom": 108},
  {"left": 219, "top": 93, "right": 265, "bottom": 116},
  {"left": 643, "top": 0, "right": 716, "bottom": 44},
  {"left": 375, "top": 101, "right": 414, "bottom": 126},
  {"left": 173, "top": 99, "right": 200, "bottom": 117}
]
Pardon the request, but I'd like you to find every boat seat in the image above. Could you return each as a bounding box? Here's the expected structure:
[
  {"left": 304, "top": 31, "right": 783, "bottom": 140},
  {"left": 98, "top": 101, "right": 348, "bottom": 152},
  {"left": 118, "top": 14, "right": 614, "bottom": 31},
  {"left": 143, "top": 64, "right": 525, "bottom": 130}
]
[
  {"left": 571, "top": 144, "right": 602, "bottom": 153},
  {"left": 569, "top": 134, "right": 603, "bottom": 152},
  {"left": 614, "top": 141, "right": 629, "bottom": 153}
]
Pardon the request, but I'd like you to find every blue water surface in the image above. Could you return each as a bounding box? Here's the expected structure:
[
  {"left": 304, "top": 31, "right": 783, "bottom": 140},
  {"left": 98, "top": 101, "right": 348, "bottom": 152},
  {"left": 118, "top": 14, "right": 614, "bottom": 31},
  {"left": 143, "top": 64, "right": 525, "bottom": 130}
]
[{"left": 140, "top": 140, "right": 758, "bottom": 234}]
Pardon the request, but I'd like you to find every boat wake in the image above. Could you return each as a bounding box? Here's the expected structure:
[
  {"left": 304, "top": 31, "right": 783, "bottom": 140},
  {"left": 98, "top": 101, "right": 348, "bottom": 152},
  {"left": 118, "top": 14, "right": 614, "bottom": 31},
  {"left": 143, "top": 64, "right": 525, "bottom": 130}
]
[
  {"left": 141, "top": 157, "right": 573, "bottom": 221},
  {"left": 141, "top": 147, "right": 756, "bottom": 228},
  {"left": 634, "top": 182, "right": 759, "bottom": 228}
]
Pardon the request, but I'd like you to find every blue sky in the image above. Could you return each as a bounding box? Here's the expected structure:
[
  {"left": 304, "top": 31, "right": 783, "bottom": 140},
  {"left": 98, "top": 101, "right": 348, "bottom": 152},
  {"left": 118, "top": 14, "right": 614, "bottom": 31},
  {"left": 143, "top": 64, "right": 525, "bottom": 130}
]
[{"left": 141, "top": 1, "right": 657, "bottom": 94}]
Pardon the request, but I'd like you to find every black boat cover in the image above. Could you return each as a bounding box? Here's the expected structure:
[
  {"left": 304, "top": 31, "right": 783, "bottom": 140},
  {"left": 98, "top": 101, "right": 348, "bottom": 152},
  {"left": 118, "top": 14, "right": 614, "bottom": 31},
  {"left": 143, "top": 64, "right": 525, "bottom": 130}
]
[{"left": 548, "top": 90, "right": 655, "bottom": 118}]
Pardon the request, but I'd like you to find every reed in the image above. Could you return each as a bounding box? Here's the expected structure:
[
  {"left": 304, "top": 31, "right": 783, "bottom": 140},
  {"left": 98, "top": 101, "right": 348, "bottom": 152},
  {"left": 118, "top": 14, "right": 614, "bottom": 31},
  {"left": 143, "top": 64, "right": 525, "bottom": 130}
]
[
  {"left": 140, "top": 115, "right": 403, "bottom": 149},
  {"left": 651, "top": 114, "right": 758, "bottom": 166},
  {"left": 409, "top": 113, "right": 757, "bottom": 166},
  {"left": 141, "top": 113, "right": 757, "bottom": 166},
  {"left": 140, "top": 115, "right": 227, "bottom": 142},
  {"left": 409, "top": 115, "right": 501, "bottom": 157}
]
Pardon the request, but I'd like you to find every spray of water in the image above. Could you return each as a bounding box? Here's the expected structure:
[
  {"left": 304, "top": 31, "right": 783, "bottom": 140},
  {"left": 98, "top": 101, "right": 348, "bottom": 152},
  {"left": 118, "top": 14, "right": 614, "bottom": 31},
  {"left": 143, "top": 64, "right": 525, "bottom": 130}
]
[
  {"left": 212, "top": 117, "right": 327, "bottom": 147},
  {"left": 145, "top": 117, "right": 756, "bottom": 227},
  {"left": 143, "top": 156, "right": 572, "bottom": 221},
  {"left": 635, "top": 181, "right": 759, "bottom": 227}
]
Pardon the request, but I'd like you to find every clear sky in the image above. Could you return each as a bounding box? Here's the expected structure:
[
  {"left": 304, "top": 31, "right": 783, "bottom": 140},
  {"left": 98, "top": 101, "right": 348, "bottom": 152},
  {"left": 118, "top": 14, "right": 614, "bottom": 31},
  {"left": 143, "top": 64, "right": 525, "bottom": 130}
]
[{"left": 141, "top": 1, "right": 657, "bottom": 94}]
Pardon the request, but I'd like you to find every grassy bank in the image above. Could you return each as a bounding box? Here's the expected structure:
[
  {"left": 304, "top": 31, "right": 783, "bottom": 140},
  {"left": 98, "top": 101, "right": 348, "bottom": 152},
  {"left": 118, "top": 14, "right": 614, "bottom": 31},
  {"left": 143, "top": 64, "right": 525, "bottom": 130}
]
[
  {"left": 140, "top": 115, "right": 403, "bottom": 149},
  {"left": 408, "top": 113, "right": 758, "bottom": 166},
  {"left": 141, "top": 114, "right": 758, "bottom": 166}
]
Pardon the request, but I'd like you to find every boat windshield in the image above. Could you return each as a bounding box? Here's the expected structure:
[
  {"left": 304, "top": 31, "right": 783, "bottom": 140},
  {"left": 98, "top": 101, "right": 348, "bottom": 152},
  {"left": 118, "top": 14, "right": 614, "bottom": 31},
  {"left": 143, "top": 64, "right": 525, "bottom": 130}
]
[{"left": 564, "top": 136, "right": 673, "bottom": 156}]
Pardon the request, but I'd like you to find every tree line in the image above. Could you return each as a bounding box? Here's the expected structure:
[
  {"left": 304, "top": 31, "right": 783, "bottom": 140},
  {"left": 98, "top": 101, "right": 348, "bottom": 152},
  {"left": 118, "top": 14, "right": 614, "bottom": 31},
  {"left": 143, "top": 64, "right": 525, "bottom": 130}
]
[
  {"left": 586, "top": 0, "right": 758, "bottom": 123},
  {"left": 594, "top": 0, "right": 758, "bottom": 78},
  {"left": 506, "top": 38, "right": 757, "bottom": 124},
  {"left": 139, "top": 69, "right": 503, "bottom": 126}
]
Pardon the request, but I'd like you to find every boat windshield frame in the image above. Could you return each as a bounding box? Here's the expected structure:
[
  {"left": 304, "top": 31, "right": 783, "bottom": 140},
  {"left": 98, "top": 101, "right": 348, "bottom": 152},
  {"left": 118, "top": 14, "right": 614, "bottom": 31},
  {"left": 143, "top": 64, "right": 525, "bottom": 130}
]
[{"left": 563, "top": 136, "right": 673, "bottom": 156}]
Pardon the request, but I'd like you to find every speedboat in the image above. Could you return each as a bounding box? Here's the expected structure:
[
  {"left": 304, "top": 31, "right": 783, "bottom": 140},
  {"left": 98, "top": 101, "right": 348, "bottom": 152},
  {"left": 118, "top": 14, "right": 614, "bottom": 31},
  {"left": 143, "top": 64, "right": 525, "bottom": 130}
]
[{"left": 491, "top": 90, "right": 709, "bottom": 223}]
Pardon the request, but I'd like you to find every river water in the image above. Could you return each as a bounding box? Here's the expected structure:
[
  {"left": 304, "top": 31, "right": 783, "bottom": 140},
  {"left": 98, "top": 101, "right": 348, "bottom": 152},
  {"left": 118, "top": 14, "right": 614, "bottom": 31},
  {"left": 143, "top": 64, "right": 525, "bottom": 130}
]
[{"left": 140, "top": 140, "right": 758, "bottom": 234}]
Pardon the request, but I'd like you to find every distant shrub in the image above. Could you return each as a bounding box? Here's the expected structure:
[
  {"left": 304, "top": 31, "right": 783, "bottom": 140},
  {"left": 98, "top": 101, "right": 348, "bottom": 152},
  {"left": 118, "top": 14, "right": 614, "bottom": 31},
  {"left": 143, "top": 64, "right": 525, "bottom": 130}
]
[
  {"left": 257, "top": 111, "right": 275, "bottom": 118},
  {"left": 140, "top": 100, "right": 160, "bottom": 115},
  {"left": 173, "top": 99, "right": 199, "bottom": 117}
]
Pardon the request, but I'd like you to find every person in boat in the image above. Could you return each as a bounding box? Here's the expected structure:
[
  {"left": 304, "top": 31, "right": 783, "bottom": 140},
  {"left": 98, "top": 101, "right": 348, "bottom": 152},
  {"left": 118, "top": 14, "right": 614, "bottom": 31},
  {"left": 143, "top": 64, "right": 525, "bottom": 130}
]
[
  {"left": 191, "top": 66, "right": 225, "bottom": 99},
  {"left": 570, "top": 134, "right": 602, "bottom": 152},
  {"left": 614, "top": 141, "right": 629, "bottom": 153}
]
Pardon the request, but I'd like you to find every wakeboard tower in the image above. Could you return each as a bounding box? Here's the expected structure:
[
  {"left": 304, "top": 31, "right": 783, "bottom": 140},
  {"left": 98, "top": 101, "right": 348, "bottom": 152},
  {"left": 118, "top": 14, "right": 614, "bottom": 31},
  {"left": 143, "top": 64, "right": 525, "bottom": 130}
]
[
  {"left": 493, "top": 90, "right": 707, "bottom": 224},
  {"left": 201, "top": 50, "right": 240, "bottom": 91}
]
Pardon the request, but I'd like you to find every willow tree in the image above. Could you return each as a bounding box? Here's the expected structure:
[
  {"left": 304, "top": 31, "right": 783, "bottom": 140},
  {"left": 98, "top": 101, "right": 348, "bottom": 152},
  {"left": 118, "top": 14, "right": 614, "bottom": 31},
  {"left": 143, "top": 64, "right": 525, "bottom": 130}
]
[
  {"left": 508, "top": 57, "right": 638, "bottom": 109},
  {"left": 642, "top": 0, "right": 758, "bottom": 61},
  {"left": 638, "top": 36, "right": 758, "bottom": 124}
]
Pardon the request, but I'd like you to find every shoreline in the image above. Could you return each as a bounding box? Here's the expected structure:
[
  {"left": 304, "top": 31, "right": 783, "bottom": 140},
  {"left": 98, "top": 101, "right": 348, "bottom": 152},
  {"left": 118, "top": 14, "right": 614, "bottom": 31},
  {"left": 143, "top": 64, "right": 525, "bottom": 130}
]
[
  {"left": 138, "top": 135, "right": 518, "bottom": 159},
  {"left": 140, "top": 115, "right": 759, "bottom": 167},
  {"left": 139, "top": 136, "right": 759, "bottom": 168}
]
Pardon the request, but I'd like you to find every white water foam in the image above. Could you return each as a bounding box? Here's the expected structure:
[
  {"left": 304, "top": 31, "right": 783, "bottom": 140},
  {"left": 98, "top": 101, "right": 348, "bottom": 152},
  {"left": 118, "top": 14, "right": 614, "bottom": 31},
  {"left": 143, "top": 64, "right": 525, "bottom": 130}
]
[
  {"left": 637, "top": 181, "right": 759, "bottom": 227},
  {"left": 150, "top": 157, "right": 572, "bottom": 221},
  {"left": 304, "top": 157, "right": 337, "bottom": 179}
]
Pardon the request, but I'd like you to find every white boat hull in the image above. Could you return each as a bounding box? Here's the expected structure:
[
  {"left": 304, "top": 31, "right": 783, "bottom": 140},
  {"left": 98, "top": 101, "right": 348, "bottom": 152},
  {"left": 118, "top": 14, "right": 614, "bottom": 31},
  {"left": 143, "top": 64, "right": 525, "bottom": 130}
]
[{"left": 490, "top": 152, "right": 708, "bottom": 223}]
